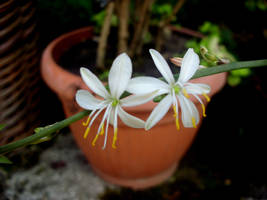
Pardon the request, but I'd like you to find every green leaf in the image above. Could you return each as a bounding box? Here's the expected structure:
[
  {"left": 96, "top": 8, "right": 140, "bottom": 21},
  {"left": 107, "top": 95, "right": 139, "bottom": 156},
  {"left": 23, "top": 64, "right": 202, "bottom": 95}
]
[
  {"left": 153, "top": 94, "right": 167, "bottom": 103},
  {"left": 0, "top": 124, "right": 6, "bottom": 130},
  {"left": 227, "top": 75, "right": 241, "bottom": 86},
  {"left": 0, "top": 155, "right": 12, "bottom": 164}
]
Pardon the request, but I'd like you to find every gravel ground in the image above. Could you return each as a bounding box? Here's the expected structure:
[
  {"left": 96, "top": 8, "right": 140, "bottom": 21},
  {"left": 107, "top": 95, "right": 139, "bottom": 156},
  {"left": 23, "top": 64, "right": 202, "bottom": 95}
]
[{"left": 4, "top": 133, "right": 116, "bottom": 200}]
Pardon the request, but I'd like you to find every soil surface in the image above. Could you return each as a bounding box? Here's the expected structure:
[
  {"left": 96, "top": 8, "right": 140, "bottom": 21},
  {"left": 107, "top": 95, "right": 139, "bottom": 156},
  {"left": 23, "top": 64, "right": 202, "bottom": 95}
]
[{"left": 58, "top": 32, "right": 190, "bottom": 79}]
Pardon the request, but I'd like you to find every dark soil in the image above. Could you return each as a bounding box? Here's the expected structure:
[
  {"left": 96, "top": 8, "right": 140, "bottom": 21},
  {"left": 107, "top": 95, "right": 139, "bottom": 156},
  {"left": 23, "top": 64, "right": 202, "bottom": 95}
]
[{"left": 57, "top": 32, "right": 192, "bottom": 79}]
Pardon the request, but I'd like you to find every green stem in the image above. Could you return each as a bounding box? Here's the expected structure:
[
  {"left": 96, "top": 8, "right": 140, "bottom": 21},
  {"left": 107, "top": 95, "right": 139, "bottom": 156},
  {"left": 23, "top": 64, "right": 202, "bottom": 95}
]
[
  {"left": 0, "top": 59, "right": 266, "bottom": 155},
  {"left": 0, "top": 110, "right": 90, "bottom": 154},
  {"left": 192, "top": 59, "right": 267, "bottom": 79}
]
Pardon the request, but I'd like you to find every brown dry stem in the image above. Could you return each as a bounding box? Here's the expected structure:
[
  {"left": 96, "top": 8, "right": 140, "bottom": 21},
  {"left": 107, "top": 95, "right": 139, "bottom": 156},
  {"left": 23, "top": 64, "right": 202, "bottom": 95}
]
[
  {"left": 96, "top": 1, "right": 115, "bottom": 69},
  {"left": 129, "top": 0, "right": 152, "bottom": 57},
  {"left": 117, "top": 0, "right": 130, "bottom": 54}
]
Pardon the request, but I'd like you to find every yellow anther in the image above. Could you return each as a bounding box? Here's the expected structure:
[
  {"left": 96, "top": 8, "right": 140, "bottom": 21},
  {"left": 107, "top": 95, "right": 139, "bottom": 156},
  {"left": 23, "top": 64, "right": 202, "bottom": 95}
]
[
  {"left": 112, "top": 128, "right": 118, "bottom": 149},
  {"left": 82, "top": 116, "right": 91, "bottom": 126},
  {"left": 100, "top": 124, "right": 105, "bottom": 135},
  {"left": 201, "top": 104, "right": 207, "bottom": 117},
  {"left": 203, "top": 93, "right": 210, "bottom": 102},
  {"left": 92, "top": 134, "right": 100, "bottom": 146},
  {"left": 191, "top": 117, "right": 197, "bottom": 128},
  {"left": 172, "top": 105, "right": 177, "bottom": 117},
  {"left": 183, "top": 88, "right": 190, "bottom": 98},
  {"left": 175, "top": 118, "right": 180, "bottom": 131},
  {"left": 83, "top": 126, "right": 90, "bottom": 139},
  {"left": 172, "top": 105, "right": 180, "bottom": 130}
]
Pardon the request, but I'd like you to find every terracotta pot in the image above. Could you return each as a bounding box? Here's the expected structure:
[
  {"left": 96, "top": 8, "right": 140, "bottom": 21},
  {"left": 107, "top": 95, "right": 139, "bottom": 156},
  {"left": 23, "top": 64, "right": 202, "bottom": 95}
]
[{"left": 41, "top": 27, "right": 227, "bottom": 189}]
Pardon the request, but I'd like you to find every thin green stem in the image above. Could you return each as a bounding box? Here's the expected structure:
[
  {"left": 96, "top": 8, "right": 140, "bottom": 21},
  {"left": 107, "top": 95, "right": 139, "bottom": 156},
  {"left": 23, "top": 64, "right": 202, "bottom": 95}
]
[
  {"left": 0, "top": 59, "right": 266, "bottom": 155},
  {"left": 0, "top": 110, "right": 90, "bottom": 154},
  {"left": 173, "top": 59, "right": 267, "bottom": 80},
  {"left": 192, "top": 59, "right": 267, "bottom": 79}
]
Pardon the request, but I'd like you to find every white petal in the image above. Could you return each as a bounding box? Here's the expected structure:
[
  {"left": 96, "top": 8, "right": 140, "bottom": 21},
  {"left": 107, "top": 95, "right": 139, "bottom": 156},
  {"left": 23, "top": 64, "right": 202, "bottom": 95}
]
[
  {"left": 120, "top": 90, "right": 159, "bottom": 107},
  {"left": 184, "top": 83, "right": 211, "bottom": 95},
  {"left": 178, "top": 48, "right": 200, "bottom": 84},
  {"left": 75, "top": 89, "right": 103, "bottom": 110},
  {"left": 145, "top": 94, "right": 172, "bottom": 130},
  {"left": 80, "top": 67, "right": 110, "bottom": 98},
  {"left": 127, "top": 76, "right": 169, "bottom": 95},
  {"left": 149, "top": 49, "right": 175, "bottom": 84},
  {"left": 109, "top": 107, "right": 115, "bottom": 126},
  {"left": 117, "top": 106, "right": 145, "bottom": 128},
  {"left": 108, "top": 53, "right": 132, "bottom": 99},
  {"left": 177, "top": 94, "right": 199, "bottom": 127}
]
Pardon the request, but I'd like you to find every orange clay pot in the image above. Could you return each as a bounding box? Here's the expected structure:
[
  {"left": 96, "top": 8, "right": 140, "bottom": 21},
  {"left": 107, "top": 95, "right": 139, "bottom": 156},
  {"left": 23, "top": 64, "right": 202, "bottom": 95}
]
[{"left": 41, "top": 27, "right": 227, "bottom": 189}]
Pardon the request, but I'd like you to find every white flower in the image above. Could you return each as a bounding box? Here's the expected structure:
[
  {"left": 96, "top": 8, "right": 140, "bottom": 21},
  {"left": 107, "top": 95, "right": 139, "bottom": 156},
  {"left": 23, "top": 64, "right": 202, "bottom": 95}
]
[
  {"left": 76, "top": 53, "right": 156, "bottom": 149},
  {"left": 127, "top": 48, "right": 211, "bottom": 130}
]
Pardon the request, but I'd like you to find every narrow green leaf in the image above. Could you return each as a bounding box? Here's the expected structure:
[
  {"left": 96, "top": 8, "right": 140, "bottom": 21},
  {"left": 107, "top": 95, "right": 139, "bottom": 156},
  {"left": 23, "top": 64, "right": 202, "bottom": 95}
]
[
  {"left": 0, "top": 155, "right": 12, "bottom": 164},
  {"left": 0, "top": 124, "right": 6, "bottom": 131}
]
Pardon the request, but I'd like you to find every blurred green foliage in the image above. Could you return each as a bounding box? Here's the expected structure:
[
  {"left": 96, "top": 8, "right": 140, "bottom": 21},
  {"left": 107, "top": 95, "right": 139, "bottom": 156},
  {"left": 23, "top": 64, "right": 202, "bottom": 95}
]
[
  {"left": 186, "top": 22, "right": 251, "bottom": 86},
  {"left": 151, "top": 3, "right": 173, "bottom": 25},
  {"left": 91, "top": 10, "right": 118, "bottom": 33},
  {"left": 245, "top": 0, "right": 267, "bottom": 11},
  {"left": 0, "top": 156, "right": 12, "bottom": 164},
  {"left": 0, "top": 124, "right": 5, "bottom": 131}
]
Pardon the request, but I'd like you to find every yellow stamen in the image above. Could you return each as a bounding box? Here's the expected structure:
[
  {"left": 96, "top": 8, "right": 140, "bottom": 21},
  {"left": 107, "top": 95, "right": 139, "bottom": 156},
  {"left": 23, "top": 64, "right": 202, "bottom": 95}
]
[
  {"left": 203, "top": 93, "right": 210, "bottom": 102},
  {"left": 175, "top": 118, "right": 180, "bottom": 131},
  {"left": 172, "top": 105, "right": 180, "bottom": 130},
  {"left": 82, "top": 116, "right": 91, "bottom": 126},
  {"left": 92, "top": 134, "right": 99, "bottom": 146},
  {"left": 201, "top": 104, "right": 207, "bottom": 117},
  {"left": 172, "top": 105, "right": 177, "bottom": 117},
  {"left": 112, "top": 128, "right": 118, "bottom": 149},
  {"left": 183, "top": 88, "right": 190, "bottom": 98},
  {"left": 100, "top": 124, "right": 105, "bottom": 135},
  {"left": 83, "top": 126, "right": 90, "bottom": 139},
  {"left": 191, "top": 117, "right": 197, "bottom": 128}
]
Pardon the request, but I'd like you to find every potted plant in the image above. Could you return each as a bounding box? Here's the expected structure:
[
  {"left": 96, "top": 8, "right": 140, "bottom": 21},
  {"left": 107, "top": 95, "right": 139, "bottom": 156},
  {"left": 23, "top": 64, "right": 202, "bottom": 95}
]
[{"left": 41, "top": 22, "right": 227, "bottom": 188}]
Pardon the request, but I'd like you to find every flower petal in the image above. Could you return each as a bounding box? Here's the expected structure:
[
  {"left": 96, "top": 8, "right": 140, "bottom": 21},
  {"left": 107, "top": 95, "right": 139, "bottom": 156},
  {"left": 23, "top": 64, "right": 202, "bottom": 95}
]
[
  {"left": 177, "top": 94, "right": 199, "bottom": 127},
  {"left": 178, "top": 48, "right": 200, "bottom": 84},
  {"left": 75, "top": 89, "right": 103, "bottom": 110},
  {"left": 120, "top": 90, "right": 159, "bottom": 107},
  {"left": 127, "top": 76, "right": 169, "bottom": 95},
  {"left": 108, "top": 53, "right": 132, "bottom": 99},
  {"left": 117, "top": 106, "right": 145, "bottom": 128},
  {"left": 145, "top": 94, "right": 172, "bottom": 130},
  {"left": 80, "top": 67, "right": 110, "bottom": 98},
  {"left": 149, "top": 49, "right": 175, "bottom": 84},
  {"left": 184, "top": 83, "right": 211, "bottom": 94}
]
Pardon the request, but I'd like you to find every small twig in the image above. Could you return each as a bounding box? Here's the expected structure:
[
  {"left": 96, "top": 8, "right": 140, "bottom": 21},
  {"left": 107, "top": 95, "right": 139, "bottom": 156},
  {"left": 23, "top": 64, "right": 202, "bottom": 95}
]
[
  {"left": 167, "top": 25, "right": 204, "bottom": 38},
  {"left": 96, "top": 1, "right": 115, "bottom": 69}
]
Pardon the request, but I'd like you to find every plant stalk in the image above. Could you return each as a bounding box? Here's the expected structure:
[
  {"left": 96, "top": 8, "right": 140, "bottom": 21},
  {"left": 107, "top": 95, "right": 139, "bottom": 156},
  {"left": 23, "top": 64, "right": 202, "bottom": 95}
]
[
  {"left": 117, "top": 0, "right": 130, "bottom": 53},
  {"left": 0, "top": 110, "right": 90, "bottom": 154},
  {"left": 96, "top": 1, "right": 115, "bottom": 69}
]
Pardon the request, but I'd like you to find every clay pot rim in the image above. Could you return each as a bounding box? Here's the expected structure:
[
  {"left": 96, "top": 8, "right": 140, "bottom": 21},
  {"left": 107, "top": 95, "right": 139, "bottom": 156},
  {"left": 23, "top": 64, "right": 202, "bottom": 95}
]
[{"left": 41, "top": 26, "right": 227, "bottom": 113}]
